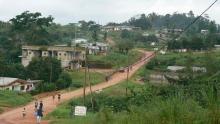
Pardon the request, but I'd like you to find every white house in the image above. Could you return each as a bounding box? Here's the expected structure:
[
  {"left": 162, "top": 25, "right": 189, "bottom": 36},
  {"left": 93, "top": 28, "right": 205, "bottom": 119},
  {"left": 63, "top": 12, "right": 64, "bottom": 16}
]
[
  {"left": 167, "top": 66, "right": 207, "bottom": 73},
  {"left": 72, "top": 38, "right": 88, "bottom": 44},
  {"left": 201, "top": 30, "right": 209, "bottom": 35},
  {"left": 0, "top": 77, "right": 39, "bottom": 92},
  {"left": 214, "top": 45, "right": 220, "bottom": 50},
  {"left": 81, "top": 42, "right": 109, "bottom": 55}
]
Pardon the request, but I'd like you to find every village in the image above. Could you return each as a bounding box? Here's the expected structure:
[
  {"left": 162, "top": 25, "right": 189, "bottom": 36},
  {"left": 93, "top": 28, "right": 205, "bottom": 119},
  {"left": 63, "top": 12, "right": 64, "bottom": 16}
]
[{"left": 1, "top": 1, "right": 220, "bottom": 124}]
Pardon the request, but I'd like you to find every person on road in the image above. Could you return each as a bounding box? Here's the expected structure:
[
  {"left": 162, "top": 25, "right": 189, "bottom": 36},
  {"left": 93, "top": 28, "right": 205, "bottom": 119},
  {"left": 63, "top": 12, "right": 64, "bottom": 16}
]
[
  {"left": 39, "top": 101, "right": 43, "bottom": 110},
  {"left": 58, "top": 94, "right": 61, "bottom": 102},
  {"left": 36, "top": 108, "right": 43, "bottom": 124},
  {"left": 22, "top": 108, "right": 26, "bottom": 118},
  {"left": 34, "top": 100, "right": 38, "bottom": 110},
  {"left": 105, "top": 76, "right": 109, "bottom": 82}
]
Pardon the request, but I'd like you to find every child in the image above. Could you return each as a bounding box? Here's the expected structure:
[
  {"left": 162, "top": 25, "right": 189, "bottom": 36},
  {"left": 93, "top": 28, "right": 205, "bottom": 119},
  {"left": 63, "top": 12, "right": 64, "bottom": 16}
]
[
  {"left": 37, "top": 108, "right": 43, "bottom": 124},
  {"left": 22, "top": 108, "right": 26, "bottom": 118},
  {"left": 58, "top": 94, "right": 61, "bottom": 102}
]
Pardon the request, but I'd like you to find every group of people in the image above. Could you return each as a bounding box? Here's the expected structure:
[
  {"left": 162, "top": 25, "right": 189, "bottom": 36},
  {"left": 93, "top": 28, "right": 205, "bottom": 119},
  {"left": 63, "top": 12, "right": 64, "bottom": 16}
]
[
  {"left": 22, "top": 100, "right": 44, "bottom": 123},
  {"left": 21, "top": 93, "right": 62, "bottom": 122},
  {"left": 52, "top": 93, "right": 61, "bottom": 102}
]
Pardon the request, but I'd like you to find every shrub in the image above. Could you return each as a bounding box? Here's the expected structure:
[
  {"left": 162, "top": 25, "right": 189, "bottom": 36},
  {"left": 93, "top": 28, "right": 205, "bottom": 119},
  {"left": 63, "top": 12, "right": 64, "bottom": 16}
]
[
  {"left": 36, "top": 82, "right": 57, "bottom": 93},
  {"left": 56, "top": 72, "right": 72, "bottom": 90}
]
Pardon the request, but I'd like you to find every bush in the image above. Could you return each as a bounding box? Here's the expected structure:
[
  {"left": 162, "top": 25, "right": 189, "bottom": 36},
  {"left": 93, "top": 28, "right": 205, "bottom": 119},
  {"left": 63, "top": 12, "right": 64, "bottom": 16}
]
[
  {"left": 36, "top": 82, "right": 57, "bottom": 93},
  {"left": 56, "top": 72, "right": 72, "bottom": 90}
]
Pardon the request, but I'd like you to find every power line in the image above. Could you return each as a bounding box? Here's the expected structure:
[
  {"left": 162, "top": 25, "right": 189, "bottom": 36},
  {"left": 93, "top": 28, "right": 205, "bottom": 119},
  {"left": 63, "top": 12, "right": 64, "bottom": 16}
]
[
  {"left": 180, "top": 0, "right": 218, "bottom": 36},
  {"left": 158, "top": 0, "right": 218, "bottom": 49}
]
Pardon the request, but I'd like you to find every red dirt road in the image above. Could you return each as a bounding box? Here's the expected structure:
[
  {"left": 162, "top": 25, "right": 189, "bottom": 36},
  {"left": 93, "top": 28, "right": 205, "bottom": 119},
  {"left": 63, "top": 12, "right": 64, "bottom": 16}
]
[{"left": 0, "top": 51, "right": 155, "bottom": 124}]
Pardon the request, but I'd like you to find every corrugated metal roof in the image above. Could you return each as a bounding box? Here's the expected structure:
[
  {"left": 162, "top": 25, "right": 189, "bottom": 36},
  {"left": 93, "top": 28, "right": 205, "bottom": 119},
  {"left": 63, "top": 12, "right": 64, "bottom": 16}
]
[{"left": 0, "top": 77, "right": 18, "bottom": 86}]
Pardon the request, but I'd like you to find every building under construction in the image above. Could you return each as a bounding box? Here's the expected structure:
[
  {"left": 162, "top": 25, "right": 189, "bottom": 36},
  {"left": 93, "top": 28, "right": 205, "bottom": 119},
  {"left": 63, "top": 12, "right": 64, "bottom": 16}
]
[{"left": 21, "top": 45, "right": 86, "bottom": 69}]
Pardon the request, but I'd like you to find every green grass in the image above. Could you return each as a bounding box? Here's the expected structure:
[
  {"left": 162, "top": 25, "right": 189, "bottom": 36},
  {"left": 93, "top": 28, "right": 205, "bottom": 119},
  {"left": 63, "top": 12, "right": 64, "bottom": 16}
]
[
  {"left": 88, "top": 50, "right": 143, "bottom": 69},
  {"left": 0, "top": 90, "right": 32, "bottom": 113},
  {"left": 47, "top": 80, "right": 220, "bottom": 124},
  {"left": 46, "top": 80, "right": 144, "bottom": 124},
  {"left": 47, "top": 51, "right": 220, "bottom": 124},
  {"left": 67, "top": 70, "right": 105, "bottom": 88}
]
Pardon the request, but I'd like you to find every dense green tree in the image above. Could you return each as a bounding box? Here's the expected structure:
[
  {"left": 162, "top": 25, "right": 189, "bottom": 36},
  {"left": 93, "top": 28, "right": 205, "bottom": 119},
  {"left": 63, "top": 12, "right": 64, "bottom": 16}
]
[
  {"left": 146, "top": 34, "right": 158, "bottom": 42},
  {"left": 26, "top": 57, "right": 62, "bottom": 82},
  {"left": 103, "top": 32, "right": 107, "bottom": 41},
  {"left": 10, "top": 11, "right": 54, "bottom": 45},
  {"left": 129, "top": 14, "right": 152, "bottom": 30},
  {"left": 121, "top": 30, "right": 131, "bottom": 39},
  {"left": 55, "top": 72, "right": 72, "bottom": 90}
]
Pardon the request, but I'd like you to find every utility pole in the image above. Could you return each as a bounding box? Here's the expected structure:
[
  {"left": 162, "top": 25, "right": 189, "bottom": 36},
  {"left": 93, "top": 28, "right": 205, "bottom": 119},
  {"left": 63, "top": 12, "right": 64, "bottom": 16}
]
[
  {"left": 83, "top": 47, "right": 87, "bottom": 105},
  {"left": 126, "top": 49, "right": 129, "bottom": 96},
  {"left": 87, "top": 65, "right": 94, "bottom": 111},
  {"left": 50, "top": 62, "right": 52, "bottom": 83}
]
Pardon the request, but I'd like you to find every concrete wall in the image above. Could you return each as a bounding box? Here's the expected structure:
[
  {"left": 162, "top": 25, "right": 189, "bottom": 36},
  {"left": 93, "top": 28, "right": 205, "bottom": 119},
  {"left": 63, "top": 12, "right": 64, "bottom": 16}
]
[{"left": 22, "top": 46, "right": 85, "bottom": 69}]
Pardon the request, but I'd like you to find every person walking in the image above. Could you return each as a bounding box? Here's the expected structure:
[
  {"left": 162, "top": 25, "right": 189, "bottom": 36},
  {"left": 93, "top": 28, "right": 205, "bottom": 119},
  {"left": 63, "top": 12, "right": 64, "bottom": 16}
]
[
  {"left": 39, "top": 101, "right": 43, "bottom": 110},
  {"left": 36, "top": 108, "right": 43, "bottom": 124},
  {"left": 58, "top": 94, "right": 61, "bottom": 102},
  {"left": 22, "top": 108, "right": 26, "bottom": 118},
  {"left": 34, "top": 100, "right": 38, "bottom": 110}
]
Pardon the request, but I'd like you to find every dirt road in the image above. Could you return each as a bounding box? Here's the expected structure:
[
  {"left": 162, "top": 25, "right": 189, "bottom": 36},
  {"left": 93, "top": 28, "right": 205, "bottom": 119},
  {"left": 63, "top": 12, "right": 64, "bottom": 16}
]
[{"left": 0, "top": 51, "right": 155, "bottom": 124}]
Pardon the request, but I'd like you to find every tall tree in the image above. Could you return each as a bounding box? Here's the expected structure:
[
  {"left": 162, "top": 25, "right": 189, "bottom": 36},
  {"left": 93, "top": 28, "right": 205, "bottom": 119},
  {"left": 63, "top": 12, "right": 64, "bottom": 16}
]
[
  {"left": 26, "top": 57, "right": 62, "bottom": 82},
  {"left": 10, "top": 11, "right": 54, "bottom": 45}
]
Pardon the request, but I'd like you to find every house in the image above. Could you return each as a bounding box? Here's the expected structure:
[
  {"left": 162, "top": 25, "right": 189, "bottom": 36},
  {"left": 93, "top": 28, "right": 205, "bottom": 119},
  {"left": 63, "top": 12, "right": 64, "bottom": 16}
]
[
  {"left": 167, "top": 66, "right": 207, "bottom": 73},
  {"left": 192, "top": 67, "right": 207, "bottom": 73},
  {"left": 101, "top": 26, "right": 140, "bottom": 32},
  {"left": 21, "top": 45, "right": 86, "bottom": 69},
  {"left": 0, "top": 77, "right": 39, "bottom": 92},
  {"left": 149, "top": 73, "right": 167, "bottom": 83},
  {"left": 151, "top": 42, "right": 156, "bottom": 46},
  {"left": 167, "top": 66, "right": 185, "bottom": 72},
  {"left": 148, "top": 72, "right": 178, "bottom": 84},
  {"left": 72, "top": 38, "right": 88, "bottom": 45},
  {"left": 160, "top": 50, "right": 166, "bottom": 55},
  {"left": 177, "top": 49, "right": 187, "bottom": 53},
  {"left": 162, "top": 28, "right": 183, "bottom": 34},
  {"left": 214, "top": 45, "right": 220, "bottom": 50},
  {"left": 201, "top": 30, "right": 209, "bottom": 35},
  {"left": 80, "top": 42, "right": 109, "bottom": 55}
]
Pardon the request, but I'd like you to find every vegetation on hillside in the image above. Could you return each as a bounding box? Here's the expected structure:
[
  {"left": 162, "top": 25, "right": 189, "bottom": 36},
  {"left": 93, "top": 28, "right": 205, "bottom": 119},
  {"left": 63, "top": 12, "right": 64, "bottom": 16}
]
[
  {"left": 47, "top": 50, "right": 220, "bottom": 124},
  {"left": 88, "top": 50, "right": 143, "bottom": 69}
]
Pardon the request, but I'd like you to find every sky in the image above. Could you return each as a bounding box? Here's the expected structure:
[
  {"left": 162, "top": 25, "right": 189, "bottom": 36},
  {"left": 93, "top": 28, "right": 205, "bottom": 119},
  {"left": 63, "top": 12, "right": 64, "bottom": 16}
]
[{"left": 0, "top": 0, "right": 219, "bottom": 25}]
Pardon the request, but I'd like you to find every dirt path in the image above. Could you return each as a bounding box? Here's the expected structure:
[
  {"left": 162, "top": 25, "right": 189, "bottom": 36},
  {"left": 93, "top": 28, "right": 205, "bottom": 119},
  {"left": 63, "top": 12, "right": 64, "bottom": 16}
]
[{"left": 0, "top": 51, "right": 155, "bottom": 124}]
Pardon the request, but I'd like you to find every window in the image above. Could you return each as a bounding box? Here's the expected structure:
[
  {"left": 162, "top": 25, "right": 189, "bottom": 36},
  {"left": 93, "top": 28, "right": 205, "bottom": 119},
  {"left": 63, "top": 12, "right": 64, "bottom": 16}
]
[
  {"left": 20, "top": 86, "right": 25, "bottom": 90},
  {"left": 64, "top": 53, "right": 66, "bottom": 56},
  {"left": 29, "top": 52, "right": 32, "bottom": 54},
  {"left": 59, "top": 53, "right": 62, "bottom": 56}
]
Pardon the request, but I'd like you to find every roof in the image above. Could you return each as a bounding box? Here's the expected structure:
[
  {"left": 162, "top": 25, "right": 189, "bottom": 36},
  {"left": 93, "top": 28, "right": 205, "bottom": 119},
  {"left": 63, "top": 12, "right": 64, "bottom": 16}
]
[
  {"left": 167, "top": 66, "right": 185, "bottom": 71},
  {"left": 0, "top": 77, "right": 28, "bottom": 87},
  {"left": 214, "top": 45, "right": 220, "bottom": 48},
  {"left": 167, "top": 66, "right": 207, "bottom": 72},
  {"left": 22, "top": 45, "right": 85, "bottom": 52},
  {"left": 72, "top": 38, "right": 88, "bottom": 44},
  {"left": 0, "top": 77, "right": 18, "bottom": 86}
]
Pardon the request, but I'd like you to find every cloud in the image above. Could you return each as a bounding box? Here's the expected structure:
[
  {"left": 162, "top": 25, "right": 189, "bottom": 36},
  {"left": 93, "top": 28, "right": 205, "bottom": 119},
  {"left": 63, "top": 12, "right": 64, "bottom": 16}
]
[{"left": 0, "top": 0, "right": 219, "bottom": 24}]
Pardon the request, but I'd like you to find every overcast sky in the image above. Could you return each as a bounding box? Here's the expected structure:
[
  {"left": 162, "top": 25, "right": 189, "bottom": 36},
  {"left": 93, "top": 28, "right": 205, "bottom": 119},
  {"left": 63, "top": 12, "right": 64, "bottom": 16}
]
[{"left": 0, "top": 0, "right": 219, "bottom": 25}]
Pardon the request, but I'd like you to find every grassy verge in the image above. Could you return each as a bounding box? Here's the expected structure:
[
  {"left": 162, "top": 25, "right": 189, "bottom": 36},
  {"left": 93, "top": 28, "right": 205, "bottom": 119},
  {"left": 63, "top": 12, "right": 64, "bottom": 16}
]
[
  {"left": 46, "top": 81, "right": 141, "bottom": 124},
  {"left": 0, "top": 90, "right": 32, "bottom": 113},
  {"left": 67, "top": 70, "right": 105, "bottom": 89},
  {"left": 88, "top": 50, "right": 143, "bottom": 69},
  {"left": 47, "top": 50, "right": 220, "bottom": 124}
]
